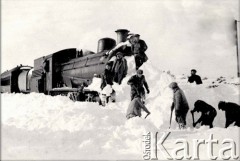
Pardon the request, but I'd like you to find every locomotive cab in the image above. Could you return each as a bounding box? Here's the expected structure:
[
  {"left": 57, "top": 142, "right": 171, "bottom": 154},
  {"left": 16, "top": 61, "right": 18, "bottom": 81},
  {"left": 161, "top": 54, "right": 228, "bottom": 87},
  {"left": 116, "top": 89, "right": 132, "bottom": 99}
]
[{"left": 30, "top": 48, "right": 77, "bottom": 94}]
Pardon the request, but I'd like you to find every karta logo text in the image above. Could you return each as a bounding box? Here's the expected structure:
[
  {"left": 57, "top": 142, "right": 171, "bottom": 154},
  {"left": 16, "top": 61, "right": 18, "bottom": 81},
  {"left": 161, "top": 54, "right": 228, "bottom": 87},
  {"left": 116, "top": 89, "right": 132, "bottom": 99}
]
[{"left": 142, "top": 132, "right": 239, "bottom": 160}]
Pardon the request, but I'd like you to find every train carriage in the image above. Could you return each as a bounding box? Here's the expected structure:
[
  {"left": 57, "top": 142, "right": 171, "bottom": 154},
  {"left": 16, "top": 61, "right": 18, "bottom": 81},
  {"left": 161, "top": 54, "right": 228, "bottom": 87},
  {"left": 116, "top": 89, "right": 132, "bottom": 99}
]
[{"left": 1, "top": 65, "right": 33, "bottom": 93}]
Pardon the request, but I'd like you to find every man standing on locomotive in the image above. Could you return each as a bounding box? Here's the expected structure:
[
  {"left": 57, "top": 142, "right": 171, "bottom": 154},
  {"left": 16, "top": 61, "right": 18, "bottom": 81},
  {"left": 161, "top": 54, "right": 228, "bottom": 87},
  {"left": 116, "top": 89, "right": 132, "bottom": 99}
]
[
  {"left": 111, "top": 52, "right": 128, "bottom": 85},
  {"left": 101, "top": 62, "right": 114, "bottom": 90},
  {"left": 106, "top": 34, "right": 148, "bottom": 70},
  {"left": 132, "top": 34, "right": 148, "bottom": 70},
  {"left": 106, "top": 34, "right": 136, "bottom": 58},
  {"left": 99, "top": 62, "right": 116, "bottom": 106}
]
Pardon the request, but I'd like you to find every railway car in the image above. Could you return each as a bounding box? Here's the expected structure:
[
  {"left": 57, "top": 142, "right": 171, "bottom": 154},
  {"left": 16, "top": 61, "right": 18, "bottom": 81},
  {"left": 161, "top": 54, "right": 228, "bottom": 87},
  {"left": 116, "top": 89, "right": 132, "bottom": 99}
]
[{"left": 1, "top": 65, "right": 33, "bottom": 93}]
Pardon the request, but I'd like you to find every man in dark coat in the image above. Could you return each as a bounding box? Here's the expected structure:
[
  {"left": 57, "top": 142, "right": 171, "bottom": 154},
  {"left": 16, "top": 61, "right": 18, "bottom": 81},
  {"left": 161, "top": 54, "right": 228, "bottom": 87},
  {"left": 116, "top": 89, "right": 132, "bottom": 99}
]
[
  {"left": 132, "top": 34, "right": 148, "bottom": 70},
  {"left": 126, "top": 95, "right": 151, "bottom": 119},
  {"left": 188, "top": 69, "right": 202, "bottom": 85},
  {"left": 169, "top": 82, "right": 189, "bottom": 129},
  {"left": 101, "top": 62, "right": 114, "bottom": 90},
  {"left": 218, "top": 101, "right": 240, "bottom": 128},
  {"left": 106, "top": 34, "right": 135, "bottom": 59},
  {"left": 191, "top": 100, "right": 217, "bottom": 128},
  {"left": 111, "top": 52, "right": 128, "bottom": 84},
  {"left": 127, "top": 69, "right": 150, "bottom": 101}
]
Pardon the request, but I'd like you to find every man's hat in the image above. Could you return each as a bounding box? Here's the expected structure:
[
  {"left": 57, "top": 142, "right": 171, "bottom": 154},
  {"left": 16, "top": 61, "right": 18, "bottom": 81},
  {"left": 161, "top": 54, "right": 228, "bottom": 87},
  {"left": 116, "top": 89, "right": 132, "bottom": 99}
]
[
  {"left": 218, "top": 101, "right": 226, "bottom": 110},
  {"left": 137, "top": 69, "right": 143, "bottom": 74},
  {"left": 191, "top": 69, "right": 197, "bottom": 72},
  {"left": 134, "top": 34, "right": 140, "bottom": 37},
  {"left": 194, "top": 100, "right": 204, "bottom": 111},
  {"left": 169, "top": 82, "right": 178, "bottom": 89},
  {"left": 106, "top": 61, "right": 112, "bottom": 65},
  {"left": 127, "top": 34, "right": 134, "bottom": 40},
  {"left": 116, "top": 52, "right": 123, "bottom": 56}
]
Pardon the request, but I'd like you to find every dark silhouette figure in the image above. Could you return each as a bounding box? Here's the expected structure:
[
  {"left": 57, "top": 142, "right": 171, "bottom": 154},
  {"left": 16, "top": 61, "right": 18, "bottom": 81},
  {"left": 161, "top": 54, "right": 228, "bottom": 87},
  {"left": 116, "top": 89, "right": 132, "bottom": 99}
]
[
  {"left": 188, "top": 69, "right": 202, "bottom": 85},
  {"left": 218, "top": 101, "right": 240, "bottom": 128},
  {"left": 191, "top": 100, "right": 217, "bottom": 128}
]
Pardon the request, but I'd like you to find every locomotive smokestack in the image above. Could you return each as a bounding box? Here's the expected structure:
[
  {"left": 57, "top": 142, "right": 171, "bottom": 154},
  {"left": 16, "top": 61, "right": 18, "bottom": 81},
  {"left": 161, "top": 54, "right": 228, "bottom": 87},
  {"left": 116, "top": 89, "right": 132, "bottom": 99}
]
[
  {"left": 97, "top": 38, "right": 116, "bottom": 53},
  {"left": 115, "top": 29, "right": 130, "bottom": 44}
]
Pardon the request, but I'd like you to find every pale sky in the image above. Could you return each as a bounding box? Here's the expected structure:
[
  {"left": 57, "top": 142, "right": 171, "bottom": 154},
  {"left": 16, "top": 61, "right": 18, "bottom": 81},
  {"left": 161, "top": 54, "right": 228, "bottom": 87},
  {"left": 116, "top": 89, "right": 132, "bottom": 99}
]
[{"left": 1, "top": 0, "right": 239, "bottom": 77}]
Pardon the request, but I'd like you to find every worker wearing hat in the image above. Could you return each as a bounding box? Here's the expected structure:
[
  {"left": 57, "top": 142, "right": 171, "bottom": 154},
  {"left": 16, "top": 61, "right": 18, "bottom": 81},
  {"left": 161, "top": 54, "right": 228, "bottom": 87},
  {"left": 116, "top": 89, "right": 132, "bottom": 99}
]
[
  {"left": 126, "top": 94, "right": 151, "bottom": 120},
  {"left": 131, "top": 34, "right": 148, "bottom": 70},
  {"left": 101, "top": 62, "right": 114, "bottom": 90},
  {"left": 127, "top": 69, "right": 150, "bottom": 102},
  {"left": 116, "top": 51, "right": 124, "bottom": 56},
  {"left": 169, "top": 82, "right": 189, "bottom": 129},
  {"left": 218, "top": 101, "right": 240, "bottom": 128},
  {"left": 111, "top": 52, "right": 128, "bottom": 84},
  {"left": 188, "top": 69, "right": 202, "bottom": 85},
  {"left": 106, "top": 33, "right": 136, "bottom": 58},
  {"left": 191, "top": 100, "right": 217, "bottom": 128}
]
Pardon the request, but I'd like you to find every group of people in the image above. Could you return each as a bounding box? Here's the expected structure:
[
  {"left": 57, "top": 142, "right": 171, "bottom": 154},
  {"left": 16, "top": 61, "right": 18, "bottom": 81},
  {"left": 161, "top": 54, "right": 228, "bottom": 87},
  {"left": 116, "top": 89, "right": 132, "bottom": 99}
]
[
  {"left": 107, "top": 33, "right": 148, "bottom": 70},
  {"left": 101, "top": 33, "right": 149, "bottom": 87},
  {"left": 101, "top": 52, "right": 128, "bottom": 87},
  {"left": 125, "top": 69, "right": 240, "bottom": 129},
  {"left": 90, "top": 32, "right": 240, "bottom": 129},
  {"left": 99, "top": 33, "right": 149, "bottom": 105},
  {"left": 126, "top": 69, "right": 151, "bottom": 119},
  {"left": 169, "top": 82, "right": 240, "bottom": 129},
  {"left": 98, "top": 52, "right": 127, "bottom": 105}
]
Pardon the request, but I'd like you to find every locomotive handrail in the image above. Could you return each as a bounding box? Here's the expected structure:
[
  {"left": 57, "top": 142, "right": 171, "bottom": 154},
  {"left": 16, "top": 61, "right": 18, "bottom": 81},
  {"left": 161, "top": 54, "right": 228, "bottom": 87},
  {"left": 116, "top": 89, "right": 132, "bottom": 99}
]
[
  {"left": 73, "top": 59, "right": 76, "bottom": 69},
  {"left": 84, "top": 57, "right": 89, "bottom": 67},
  {"left": 60, "top": 52, "right": 106, "bottom": 66},
  {"left": 62, "top": 74, "right": 92, "bottom": 80},
  {"left": 61, "top": 62, "right": 101, "bottom": 72},
  {"left": 61, "top": 56, "right": 103, "bottom": 67}
]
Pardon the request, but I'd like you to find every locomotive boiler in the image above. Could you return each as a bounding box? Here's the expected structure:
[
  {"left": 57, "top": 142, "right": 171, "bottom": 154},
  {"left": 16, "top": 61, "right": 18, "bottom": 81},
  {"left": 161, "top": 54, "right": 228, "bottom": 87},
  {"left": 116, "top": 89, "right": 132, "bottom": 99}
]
[{"left": 1, "top": 29, "right": 132, "bottom": 100}]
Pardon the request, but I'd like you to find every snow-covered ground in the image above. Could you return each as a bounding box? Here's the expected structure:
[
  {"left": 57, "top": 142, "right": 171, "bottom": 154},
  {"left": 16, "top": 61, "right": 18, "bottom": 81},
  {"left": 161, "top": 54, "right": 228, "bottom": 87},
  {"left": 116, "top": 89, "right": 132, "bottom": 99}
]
[{"left": 1, "top": 56, "right": 240, "bottom": 160}]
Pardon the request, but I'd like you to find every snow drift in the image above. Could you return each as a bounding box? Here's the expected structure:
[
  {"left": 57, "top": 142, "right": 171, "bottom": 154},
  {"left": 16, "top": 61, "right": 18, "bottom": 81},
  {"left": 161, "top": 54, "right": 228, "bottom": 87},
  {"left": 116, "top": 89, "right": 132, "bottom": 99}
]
[{"left": 1, "top": 56, "right": 240, "bottom": 160}]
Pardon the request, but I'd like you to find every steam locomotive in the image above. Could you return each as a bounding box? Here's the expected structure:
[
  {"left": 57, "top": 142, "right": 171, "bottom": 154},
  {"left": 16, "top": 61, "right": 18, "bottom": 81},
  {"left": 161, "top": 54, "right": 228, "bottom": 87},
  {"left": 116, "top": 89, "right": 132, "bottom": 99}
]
[{"left": 1, "top": 29, "right": 132, "bottom": 101}]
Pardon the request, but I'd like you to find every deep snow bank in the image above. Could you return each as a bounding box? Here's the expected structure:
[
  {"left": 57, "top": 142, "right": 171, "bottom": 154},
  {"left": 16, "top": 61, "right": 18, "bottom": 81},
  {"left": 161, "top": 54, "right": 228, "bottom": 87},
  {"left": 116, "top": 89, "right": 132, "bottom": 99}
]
[{"left": 1, "top": 56, "right": 240, "bottom": 159}]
